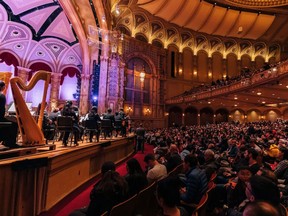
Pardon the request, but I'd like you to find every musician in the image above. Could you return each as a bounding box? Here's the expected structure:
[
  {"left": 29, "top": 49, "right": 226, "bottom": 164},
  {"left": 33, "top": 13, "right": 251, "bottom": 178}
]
[
  {"left": 62, "top": 102, "right": 80, "bottom": 146},
  {"left": 0, "top": 81, "right": 18, "bottom": 148},
  {"left": 119, "top": 108, "right": 127, "bottom": 137},
  {"left": 135, "top": 123, "right": 145, "bottom": 153},
  {"left": 87, "top": 106, "right": 101, "bottom": 142},
  {"left": 102, "top": 108, "right": 115, "bottom": 138}
]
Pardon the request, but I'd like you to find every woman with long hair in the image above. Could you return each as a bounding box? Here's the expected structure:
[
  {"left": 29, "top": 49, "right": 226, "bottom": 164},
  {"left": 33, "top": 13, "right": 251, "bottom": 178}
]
[{"left": 125, "top": 158, "right": 148, "bottom": 196}]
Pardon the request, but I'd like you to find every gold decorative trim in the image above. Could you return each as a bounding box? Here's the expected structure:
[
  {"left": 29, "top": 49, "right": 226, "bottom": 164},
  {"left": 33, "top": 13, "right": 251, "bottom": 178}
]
[{"left": 226, "top": 0, "right": 288, "bottom": 7}]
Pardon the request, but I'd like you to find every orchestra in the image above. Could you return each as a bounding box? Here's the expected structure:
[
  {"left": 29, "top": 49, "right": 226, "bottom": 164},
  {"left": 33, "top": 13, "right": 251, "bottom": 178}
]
[{"left": 0, "top": 80, "right": 132, "bottom": 148}]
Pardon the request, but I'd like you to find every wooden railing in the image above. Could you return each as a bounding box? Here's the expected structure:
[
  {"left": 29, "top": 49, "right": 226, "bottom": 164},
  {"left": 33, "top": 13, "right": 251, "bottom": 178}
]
[{"left": 166, "top": 60, "right": 288, "bottom": 105}]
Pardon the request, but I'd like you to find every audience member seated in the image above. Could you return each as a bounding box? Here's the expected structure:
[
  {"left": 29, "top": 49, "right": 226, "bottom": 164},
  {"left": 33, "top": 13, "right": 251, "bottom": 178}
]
[
  {"left": 144, "top": 153, "right": 167, "bottom": 184},
  {"left": 180, "top": 154, "right": 208, "bottom": 205},
  {"left": 69, "top": 161, "right": 117, "bottom": 216},
  {"left": 227, "top": 175, "right": 284, "bottom": 216},
  {"left": 156, "top": 176, "right": 189, "bottom": 216},
  {"left": 243, "top": 201, "right": 281, "bottom": 216},
  {"left": 125, "top": 158, "right": 148, "bottom": 197},
  {"left": 164, "top": 144, "right": 183, "bottom": 173},
  {"left": 245, "top": 148, "right": 260, "bottom": 175},
  {"left": 227, "top": 166, "right": 252, "bottom": 209}
]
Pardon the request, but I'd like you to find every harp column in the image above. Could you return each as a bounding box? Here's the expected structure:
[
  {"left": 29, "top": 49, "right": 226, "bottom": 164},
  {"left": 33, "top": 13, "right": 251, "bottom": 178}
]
[
  {"left": 17, "top": 66, "right": 31, "bottom": 100},
  {"left": 50, "top": 72, "right": 62, "bottom": 111}
]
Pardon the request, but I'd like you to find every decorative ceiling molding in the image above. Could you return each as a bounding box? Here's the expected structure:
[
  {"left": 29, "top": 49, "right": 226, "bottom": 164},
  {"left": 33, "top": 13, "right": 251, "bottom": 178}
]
[
  {"left": 114, "top": 8, "right": 280, "bottom": 61},
  {"left": 225, "top": 0, "right": 288, "bottom": 7}
]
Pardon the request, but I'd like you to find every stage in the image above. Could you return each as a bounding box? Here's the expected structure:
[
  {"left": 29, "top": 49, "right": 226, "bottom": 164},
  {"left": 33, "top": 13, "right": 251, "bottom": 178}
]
[{"left": 0, "top": 135, "right": 136, "bottom": 216}]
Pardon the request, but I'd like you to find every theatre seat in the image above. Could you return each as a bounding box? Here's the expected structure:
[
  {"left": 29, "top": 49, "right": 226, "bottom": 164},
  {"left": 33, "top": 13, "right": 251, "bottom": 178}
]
[{"left": 108, "top": 194, "right": 137, "bottom": 216}]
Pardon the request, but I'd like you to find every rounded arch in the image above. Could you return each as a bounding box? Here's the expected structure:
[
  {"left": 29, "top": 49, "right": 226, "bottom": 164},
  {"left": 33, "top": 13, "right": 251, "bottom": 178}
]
[
  {"left": 215, "top": 108, "right": 229, "bottom": 124},
  {"left": 125, "top": 52, "right": 156, "bottom": 76},
  {"left": 29, "top": 62, "right": 53, "bottom": 80},
  {"left": 183, "top": 48, "right": 193, "bottom": 80},
  {"left": 263, "top": 109, "right": 281, "bottom": 122},
  {"left": 118, "top": 25, "right": 131, "bottom": 37},
  {"left": 184, "top": 106, "right": 198, "bottom": 126},
  {"left": 227, "top": 53, "right": 238, "bottom": 78},
  {"left": 152, "top": 39, "right": 163, "bottom": 48},
  {"left": 197, "top": 50, "right": 208, "bottom": 83},
  {"left": 168, "top": 106, "right": 182, "bottom": 127},
  {"left": 241, "top": 54, "right": 252, "bottom": 68},
  {"left": 247, "top": 109, "right": 262, "bottom": 122},
  {"left": 212, "top": 52, "right": 223, "bottom": 80},
  {"left": 255, "top": 55, "right": 265, "bottom": 69},
  {"left": 283, "top": 108, "right": 288, "bottom": 120},
  {"left": 200, "top": 107, "right": 213, "bottom": 125},
  {"left": 230, "top": 109, "right": 245, "bottom": 123},
  {"left": 0, "top": 51, "right": 20, "bottom": 75},
  {"left": 135, "top": 33, "right": 148, "bottom": 43}
]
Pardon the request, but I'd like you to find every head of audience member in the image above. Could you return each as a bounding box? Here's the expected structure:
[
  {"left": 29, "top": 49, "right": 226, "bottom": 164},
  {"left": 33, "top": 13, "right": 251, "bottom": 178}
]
[
  {"left": 156, "top": 176, "right": 181, "bottom": 210},
  {"left": 183, "top": 154, "right": 198, "bottom": 172},
  {"left": 96, "top": 170, "right": 128, "bottom": 199},
  {"left": 237, "top": 166, "right": 252, "bottom": 183},
  {"left": 243, "top": 201, "right": 281, "bottom": 216},
  {"left": 204, "top": 149, "right": 215, "bottom": 163},
  {"left": 126, "top": 158, "right": 144, "bottom": 175},
  {"left": 91, "top": 106, "right": 98, "bottom": 113},
  {"left": 115, "top": 111, "right": 119, "bottom": 116},
  {"left": 277, "top": 147, "right": 288, "bottom": 161},
  {"left": 246, "top": 175, "right": 280, "bottom": 206},
  {"left": 169, "top": 144, "right": 178, "bottom": 154},
  {"left": 0, "top": 80, "right": 5, "bottom": 92},
  {"left": 256, "top": 168, "right": 278, "bottom": 185},
  {"left": 52, "top": 107, "right": 59, "bottom": 113},
  {"left": 245, "top": 148, "right": 258, "bottom": 161},
  {"left": 107, "top": 108, "right": 112, "bottom": 113},
  {"left": 144, "top": 153, "right": 157, "bottom": 169},
  {"left": 101, "top": 161, "right": 116, "bottom": 175}
]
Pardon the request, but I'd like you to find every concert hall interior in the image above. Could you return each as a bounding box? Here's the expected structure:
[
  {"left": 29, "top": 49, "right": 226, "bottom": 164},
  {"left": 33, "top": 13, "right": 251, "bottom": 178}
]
[{"left": 1, "top": 0, "right": 288, "bottom": 216}]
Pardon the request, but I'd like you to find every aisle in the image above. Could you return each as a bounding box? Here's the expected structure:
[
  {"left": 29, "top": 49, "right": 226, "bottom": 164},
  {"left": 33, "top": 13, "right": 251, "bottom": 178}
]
[{"left": 42, "top": 144, "right": 154, "bottom": 216}]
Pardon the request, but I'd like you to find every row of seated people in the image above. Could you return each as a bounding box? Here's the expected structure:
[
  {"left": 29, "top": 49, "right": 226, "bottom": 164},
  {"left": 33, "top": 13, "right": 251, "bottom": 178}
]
[
  {"left": 41, "top": 103, "right": 129, "bottom": 146},
  {"left": 69, "top": 119, "right": 288, "bottom": 216},
  {"left": 70, "top": 137, "right": 286, "bottom": 216}
]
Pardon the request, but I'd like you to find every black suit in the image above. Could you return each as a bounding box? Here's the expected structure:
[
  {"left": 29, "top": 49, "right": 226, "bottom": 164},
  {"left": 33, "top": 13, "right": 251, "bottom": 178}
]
[
  {"left": 0, "top": 92, "right": 18, "bottom": 148},
  {"left": 135, "top": 126, "right": 145, "bottom": 152}
]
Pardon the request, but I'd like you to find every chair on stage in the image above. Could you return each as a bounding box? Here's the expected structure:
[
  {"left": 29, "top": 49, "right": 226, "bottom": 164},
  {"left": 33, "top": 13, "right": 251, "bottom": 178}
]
[
  {"left": 56, "top": 116, "right": 74, "bottom": 145},
  {"left": 101, "top": 119, "right": 113, "bottom": 139},
  {"left": 83, "top": 119, "right": 100, "bottom": 142},
  {"left": 114, "top": 120, "right": 122, "bottom": 137},
  {"left": 109, "top": 194, "right": 137, "bottom": 216}
]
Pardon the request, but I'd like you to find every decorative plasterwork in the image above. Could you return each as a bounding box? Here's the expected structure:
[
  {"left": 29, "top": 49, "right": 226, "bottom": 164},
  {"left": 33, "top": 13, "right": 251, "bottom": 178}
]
[
  {"left": 225, "top": 0, "right": 288, "bottom": 7},
  {"left": 0, "top": 4, "right": 82, "bottom": 72},
  {"left": 114, "top": 7, "right": 280, "bottom": 61}
]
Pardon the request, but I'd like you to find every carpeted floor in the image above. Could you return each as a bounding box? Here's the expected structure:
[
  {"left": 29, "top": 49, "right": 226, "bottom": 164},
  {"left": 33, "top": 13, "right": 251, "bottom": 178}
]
[{"left": 41, "top": 143, "right": 154, "bottom": 216}]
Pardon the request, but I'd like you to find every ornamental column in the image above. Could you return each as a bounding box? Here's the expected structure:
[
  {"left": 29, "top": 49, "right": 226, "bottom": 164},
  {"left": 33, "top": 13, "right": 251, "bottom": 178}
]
[
  {"left": 79, "top": 74, "right": 91, "bottom": 115},
  {"left": 17, "top": 66, "right": 31, "bottom": 100},
  {"left": 98, "top": 56, "right": 109, "bottom": 114},
  {"left": 49, "top": 72, "right": 62, "bottom": 111}
]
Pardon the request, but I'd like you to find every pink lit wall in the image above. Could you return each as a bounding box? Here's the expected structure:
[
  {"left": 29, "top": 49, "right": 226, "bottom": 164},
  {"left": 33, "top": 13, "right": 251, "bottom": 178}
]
[{"left": 60, "top": 75, "right": 77, "bottom": 100}]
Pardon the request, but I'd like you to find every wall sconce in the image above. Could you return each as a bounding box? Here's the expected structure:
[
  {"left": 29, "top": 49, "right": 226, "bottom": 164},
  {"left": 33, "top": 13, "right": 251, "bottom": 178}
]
[
  {"left": 208, "top": 72, "right": 212, "bottom": 77},
  {"left": 140, "top": 71, "right": 145, "bottom": 82},
  {"left": 165, "top": 112, "right": 169, "bottom": 116},
  {"left": 223, "top": 74, "right": 227, "bottom": 79},
  {"left": 145, "top": 108, "right": 151, "bottom": 115},
  {"left": 182, "top": 113, "right": 185, "bottom": 117},
  {"left": 197, "top": 114, "right": 200, "bottom": 117},
  {"left": 244, "top": 115, "right": 247, "bottom": 119},
  {"left": 179, "top": 68, "right": 183, "bottom": 75},
  {"left": 213, "top": 114, "right": 216, "bottom": 118},
  {"left": 193, "top": 70, "right": 197, "bottom": 76},
  {"left": 127, "top": 106, "right": 132, "bottom": 113}
]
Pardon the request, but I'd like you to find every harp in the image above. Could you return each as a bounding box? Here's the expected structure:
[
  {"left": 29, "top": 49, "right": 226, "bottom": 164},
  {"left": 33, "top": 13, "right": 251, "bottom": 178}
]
[
  {"left": 10, "top": 71, "right": 51, "bottom": 146},
  {"left": 0, "top": 72, "right": 12, "bottom": 95}
]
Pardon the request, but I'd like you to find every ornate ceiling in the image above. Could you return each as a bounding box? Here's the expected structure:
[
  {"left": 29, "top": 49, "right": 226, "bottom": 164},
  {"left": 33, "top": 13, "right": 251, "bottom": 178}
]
[{"left": 113, "top": 0, "right": 288, "bottom": 51}]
